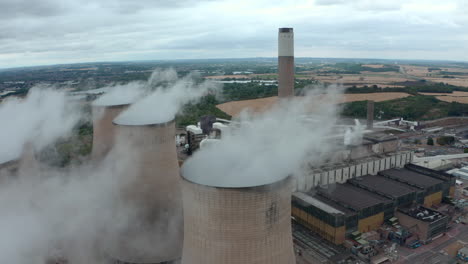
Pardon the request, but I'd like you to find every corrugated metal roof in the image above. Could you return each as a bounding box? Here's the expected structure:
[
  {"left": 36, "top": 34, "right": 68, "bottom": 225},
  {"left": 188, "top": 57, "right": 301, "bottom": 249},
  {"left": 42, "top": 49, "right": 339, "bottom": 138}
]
[
  {"left": 316, "top": 183, "right": 390, "bottom": 211},
  {"left": 349, "top": 175, "right": 418, "bottom": 198},
  {"left": 379, "top": 168, "right": 443, "bottom": 188},
  {"left": 293, "top": 192, "right": 345, "bottom": 215}
]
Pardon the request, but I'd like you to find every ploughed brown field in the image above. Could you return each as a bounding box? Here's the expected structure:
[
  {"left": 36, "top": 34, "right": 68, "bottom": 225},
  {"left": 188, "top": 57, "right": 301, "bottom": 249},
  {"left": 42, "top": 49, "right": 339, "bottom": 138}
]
[
  {"left": 402, "top": 65, "right": 468, "bottom": 87},
  {"left": 420, "top": 91, "right": 468, "bottom": 104},
  {"left": 216, "top": 92, "right": 411, "bottom": 117}
]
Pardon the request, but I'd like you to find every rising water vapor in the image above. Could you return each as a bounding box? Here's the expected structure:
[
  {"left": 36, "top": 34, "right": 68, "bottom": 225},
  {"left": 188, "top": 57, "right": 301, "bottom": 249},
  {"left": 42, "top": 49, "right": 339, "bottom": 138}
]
[
  {"left": 0, "top": 68, "right": 220, "bottom": 263},
  {"left": 0, "top": 88, "right": 80, "bottom": 164},
  {"left": 182, "top": 86, "right": 346, "bottom": 188},
  {"left": 115, "top": 69, "right": 219, "bottom": 125}
]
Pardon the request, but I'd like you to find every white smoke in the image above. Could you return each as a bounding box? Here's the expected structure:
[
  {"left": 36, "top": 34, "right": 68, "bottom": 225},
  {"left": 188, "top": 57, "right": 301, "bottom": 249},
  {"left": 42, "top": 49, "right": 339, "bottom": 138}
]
[
  {"left": 0, "top": 68, "right": 217, "bottom": 263},
  {"left": 344, "top": 119, "right": 364, "bottom": 146},
  {"left": 0, "top": 88, "right": 80, "bottom": 164},
  {"left": 115, "top": 70, "right": 219, "bottom": 125},
  {"left": 92, "top": 82, "right": 147, "bottom": 107},
  {"left": 182, "top": 86, "right": 345, "bottom": 188}
]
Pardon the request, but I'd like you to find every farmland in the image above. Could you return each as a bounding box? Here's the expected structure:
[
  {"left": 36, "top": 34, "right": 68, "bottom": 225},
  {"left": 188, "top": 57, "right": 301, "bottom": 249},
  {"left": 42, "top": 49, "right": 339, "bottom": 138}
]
[{"left": 216, "top": 93, "right": 412, "bottom": 117}]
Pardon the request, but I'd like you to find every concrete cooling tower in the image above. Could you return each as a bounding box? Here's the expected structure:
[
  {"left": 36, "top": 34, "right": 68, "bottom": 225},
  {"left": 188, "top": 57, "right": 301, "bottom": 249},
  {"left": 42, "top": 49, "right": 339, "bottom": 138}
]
[
  {"left": 278, "top": 27, "right": 294, "bottom": 98},
  {"left": 91, "top": 100, "right": 129, "bottom": 160},
  {"left": 180, "top": 169, "right": 296, "bottom": 264},
  {"left": 107, "top": 112, "right": 183, "bottom": 264}
]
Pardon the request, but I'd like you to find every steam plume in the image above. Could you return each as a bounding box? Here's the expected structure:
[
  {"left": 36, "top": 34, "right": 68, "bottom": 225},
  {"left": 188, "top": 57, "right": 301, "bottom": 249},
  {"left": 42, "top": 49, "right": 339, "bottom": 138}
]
[{"left": 182, "top": 86, "right": 345, "bottom": 188}]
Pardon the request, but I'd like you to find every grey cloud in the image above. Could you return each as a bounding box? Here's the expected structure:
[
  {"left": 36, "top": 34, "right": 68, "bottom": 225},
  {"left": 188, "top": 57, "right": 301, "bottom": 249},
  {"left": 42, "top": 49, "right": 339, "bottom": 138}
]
[
  {"left": 0, "top": 0, "right": 67, "bottom": 19},
  {"left": 0, "top": 0, "right": 467, "bottom": 68},
  {"left": 315, "top": 0, "right": 403, "bottom": 11},
  {"left": 314, "top": 0, "right": 346, "bottom": 6}
]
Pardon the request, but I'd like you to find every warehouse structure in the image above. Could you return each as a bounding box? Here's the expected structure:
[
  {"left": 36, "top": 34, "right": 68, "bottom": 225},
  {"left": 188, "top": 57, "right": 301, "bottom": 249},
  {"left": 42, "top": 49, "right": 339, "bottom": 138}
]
[
  {"left": 348, "top": 175, "right": 419, "bottom": 212},
  {"left": 379, "top": 168, "right": 445, "bottom": 207},
  {"left": 405, "top": 163, "right": 456, "bottom": 197},
  {"left": 292, "top": 165, "right": 455, "bottom": 245},
  {"left": 180, "top": 170, "right": 296, "bottom": 264},
  {"left": 293, "top": 184, "right": 392, "bottom": 245},
  {"left": 106, "top": 113, "right": 183, "bottom": 263},
  {"left": 396, "top": 206, "right": 449, "bottom": 244},
  {"left": 298, "top": 151, "right": 413, "bottom": 191}
]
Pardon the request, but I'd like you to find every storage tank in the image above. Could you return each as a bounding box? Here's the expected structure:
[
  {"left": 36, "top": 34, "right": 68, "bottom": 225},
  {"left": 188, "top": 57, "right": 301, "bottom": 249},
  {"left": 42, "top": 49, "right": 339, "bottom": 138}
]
[
  {"left": 180, "top": 165, "right": 296, "bottom": 264},
  {"left": 106, "top": 110, "right": 183, "bottom": 263}
]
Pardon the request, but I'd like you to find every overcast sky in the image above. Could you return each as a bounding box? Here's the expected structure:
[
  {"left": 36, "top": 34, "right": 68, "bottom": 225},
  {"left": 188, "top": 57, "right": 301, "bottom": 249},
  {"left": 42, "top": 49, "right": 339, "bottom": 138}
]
[{"left": 1, "top": 0, "right": 467, "bottom": 68}]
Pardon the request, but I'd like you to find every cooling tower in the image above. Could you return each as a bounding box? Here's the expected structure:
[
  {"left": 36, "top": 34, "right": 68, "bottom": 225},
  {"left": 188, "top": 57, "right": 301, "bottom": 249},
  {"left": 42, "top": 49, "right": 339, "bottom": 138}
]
[
  {"left": 180, "top": 172, "right": 296, "bottom": 264},
  {"left": 278, "top": 28, "right": 294, "bottom": 98},
  {"left": 107, "top": 115, "right": 183, "bottom": 264},
  {"left": 367, "top": 100, "right": 374, "bottom": 130},
  {"left": 91, "top": 103, "right": 129, "bottom": 160}
]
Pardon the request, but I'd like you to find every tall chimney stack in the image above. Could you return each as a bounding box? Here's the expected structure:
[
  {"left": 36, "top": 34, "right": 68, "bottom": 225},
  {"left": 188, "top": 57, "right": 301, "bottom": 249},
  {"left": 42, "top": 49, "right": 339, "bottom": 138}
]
[
  {"left": 367, "top": 100, "right": 374, "bottom": 130},
  {"left": 278, "top": 28, "right": 294, "bottom": 98}
]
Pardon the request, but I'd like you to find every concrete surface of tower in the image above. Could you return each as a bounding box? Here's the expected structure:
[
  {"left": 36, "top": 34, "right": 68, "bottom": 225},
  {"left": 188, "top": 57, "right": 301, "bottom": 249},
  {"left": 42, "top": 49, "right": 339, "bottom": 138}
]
[
  {"left": 91, "top": 98, "right": 131, "bottom": 160},
  {"left": 106, "top": 111, "right": 183, "bottom": 264},
  {"left": 180, "top": 168, "right": 296, "bottom": 264},
  {"left": 278, "top": 28, "right": 294, "bottom": 98}
]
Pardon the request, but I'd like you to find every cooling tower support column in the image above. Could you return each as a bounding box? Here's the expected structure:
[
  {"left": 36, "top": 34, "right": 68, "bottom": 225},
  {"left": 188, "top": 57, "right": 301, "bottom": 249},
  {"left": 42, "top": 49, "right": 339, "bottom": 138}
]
[
  {"left": 180, "top": 176, "right": 296, "bottom": 264},
  {"left": 367, "top": 100, "right": 374, "bottom": 130},
  {"left": 278, "top": 28, "right": 294, "bottom": 98}
]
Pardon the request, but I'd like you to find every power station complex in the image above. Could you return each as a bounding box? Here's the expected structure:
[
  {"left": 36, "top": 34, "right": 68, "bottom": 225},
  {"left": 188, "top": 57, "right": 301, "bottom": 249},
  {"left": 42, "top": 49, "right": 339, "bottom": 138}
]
[{"left": 0, "top": 27, "right": 458, "bottom": 264}]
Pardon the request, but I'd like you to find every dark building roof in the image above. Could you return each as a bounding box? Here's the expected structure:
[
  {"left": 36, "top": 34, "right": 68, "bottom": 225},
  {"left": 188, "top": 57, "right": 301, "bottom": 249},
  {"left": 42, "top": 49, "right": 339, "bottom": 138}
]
[
  {"left": 379, "top": 168, "right": 443, "bottom": 189},
  {"left": 315, "top": 183, "right": 391, "bottom": 211},
  {"left": 364, "top": 132, "right": 398, "bottom": 143},
  {"left": 405, "top": 163, "right": 455, "bottom": 182},
  {"left": 349, "top": 175, "right": 418, "bottom": 199}
]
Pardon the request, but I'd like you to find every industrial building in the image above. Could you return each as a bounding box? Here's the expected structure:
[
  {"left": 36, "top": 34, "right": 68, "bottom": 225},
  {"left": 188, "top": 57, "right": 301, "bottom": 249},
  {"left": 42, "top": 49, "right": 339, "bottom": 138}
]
[
  {"left": 292, "top": 165, "right": 455, "bottom": 245},
  {"left": 379, "top": 168, "right": 445, "bottom": 207},
  {"left": 297, "top": 126, "right": 414, "bottom": 191},
  {"left": 298, "top": 151, "right": 414, "bottom": 191},
  {"left": 292, "top": 183, "right": 392, "bottom": 245},
  {"left": 396, "top": 206, "right": 449, "bottom": 244},
  {"left": 106, "top": 113, "right": 183, "bottom": 264},
  {"left": 406, "top": 163, "right": 456, "bottom": 197},
  {"left": 180, "top": 169, "right": 296, "bottom": 264},
  {"left": 348, "top": 175, "right": 419, "bottom": 212}
]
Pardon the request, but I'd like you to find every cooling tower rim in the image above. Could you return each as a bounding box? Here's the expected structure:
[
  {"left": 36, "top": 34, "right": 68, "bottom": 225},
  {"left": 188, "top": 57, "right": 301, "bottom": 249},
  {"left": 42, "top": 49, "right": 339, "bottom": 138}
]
[
  {"left": 180, "top": 169, "right": 291, "bottom": 189},
  {"left": 112, "top": 118, "right": 175, "bottom": 127},
  {"left": 279, "top": 27, "right": 293, "bottom": 32},
  {"left": 91, "top": 100, "right": 133, "bottom": 107}
]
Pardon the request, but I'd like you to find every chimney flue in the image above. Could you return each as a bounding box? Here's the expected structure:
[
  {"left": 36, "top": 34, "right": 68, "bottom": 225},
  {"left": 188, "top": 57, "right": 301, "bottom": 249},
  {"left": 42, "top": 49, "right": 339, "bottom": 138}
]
[{"left": 278, "top": 28, "right": 294, "bottom": 98}]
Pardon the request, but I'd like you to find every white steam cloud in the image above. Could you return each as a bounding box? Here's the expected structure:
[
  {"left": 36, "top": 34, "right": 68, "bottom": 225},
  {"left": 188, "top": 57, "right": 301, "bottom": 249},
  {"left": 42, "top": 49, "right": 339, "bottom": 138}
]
[
  {"left": 92, "top": 82, "right": 147, "bottom": 107},
  {"left": 0, "top": 68, "right": 219, "bottom": 263},
  {"left": 182, "top": 86, "right": 345, "bottom": 188},
  {"left": 0, "top": 88, "right": 80, "bottom": 164},
  {"left": 115, "top": 69, "right": 219, "bottom": 125}
]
